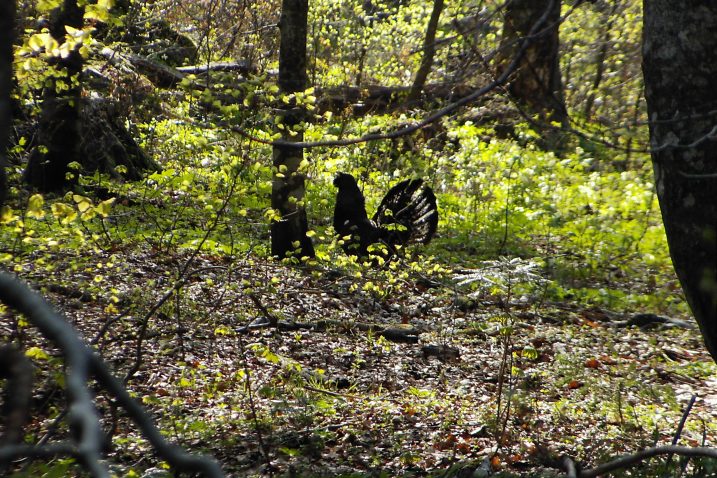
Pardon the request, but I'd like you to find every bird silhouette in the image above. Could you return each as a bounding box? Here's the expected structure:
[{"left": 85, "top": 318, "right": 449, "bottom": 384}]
[{"left": 333, "top": 172, "right": 438, "bottom": 257}]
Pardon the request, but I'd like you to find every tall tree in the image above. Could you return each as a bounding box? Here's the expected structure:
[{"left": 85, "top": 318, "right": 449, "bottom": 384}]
[
  {"left": 497, "top": 0, "right": 567, "bottom": 127},
  {"left": 407, "top": 0, "right": 445, "bottom": 103},
  {"left": 271, "top": 0, "right": 315, "bottom": 259},
  {"left": 0, "top": 0, "right": 14, "bottom": 207},
  {"left": 582, "top": 1, "right": 619, "bottom": 120},
  {"left": 24, "top": 0, "right": 84, "bottom": 192},
  {"left": 642, "top": 2, "right": 717, "bottom": 362}
]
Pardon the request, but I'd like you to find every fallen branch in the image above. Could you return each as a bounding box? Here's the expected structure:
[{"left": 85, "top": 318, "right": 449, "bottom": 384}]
[
  {"left": 176, "top": 60, "right": 255, "bottom": 76},
  {"left": 236, "top": 315, "right": 422, "bottom": 343},
  {"left": 100, "top": 47, "right": 189, "bottom": 88},
  {"left": 557, "top": 445, "right": 717, "bottom": 478}
]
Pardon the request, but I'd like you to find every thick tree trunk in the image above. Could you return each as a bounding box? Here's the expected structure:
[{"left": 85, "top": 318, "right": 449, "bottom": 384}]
[
  {"left": 642, "top": 2, "right": 717, "bottom": 362},
  {"left": 271, "top": 0, "right": 315, "bottom": 259},
  {"left": 497, "top": 0, "right": 567, "bottom": 128},
  {"left": 24, "top": 0, "right": 84, "bottom": 192},
  {"left": 0, "top": 0, "right": 14, "bottom": 207},
  {"left": 407, "top": 0, "right": 445, "bottom": 103}
]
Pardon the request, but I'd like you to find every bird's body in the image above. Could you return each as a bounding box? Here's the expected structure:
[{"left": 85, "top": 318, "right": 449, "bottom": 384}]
[{"left": 333, "top": 173, "right": 438, "bottom": 257}]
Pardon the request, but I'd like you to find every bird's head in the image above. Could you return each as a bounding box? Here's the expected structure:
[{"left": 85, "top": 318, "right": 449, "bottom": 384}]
[{"left": 333, "top": 172, "right": 357, "bottom": 188}]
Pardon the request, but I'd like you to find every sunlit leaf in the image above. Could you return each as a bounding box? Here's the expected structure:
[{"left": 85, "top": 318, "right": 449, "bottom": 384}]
[
  {"left": 26, "top": 346, "right": 50, "bottom": 360},
  {"left": 51, "top": 203, "right": 77, "bottom": 224},
  {"left": 27, "top": 194, "right": 45, "bottom": 219}
]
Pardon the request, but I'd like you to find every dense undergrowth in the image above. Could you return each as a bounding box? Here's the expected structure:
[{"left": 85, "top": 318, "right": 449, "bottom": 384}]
[
  {"left": 1, "top": 114, "right": 680, "bottom": 316},
  {"left": 3, "top": 0, "right": 717, "bottom": 476}
]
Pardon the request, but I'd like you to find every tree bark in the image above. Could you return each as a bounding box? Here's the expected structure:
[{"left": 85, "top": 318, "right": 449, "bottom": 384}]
[
  {"left": 497, "top": 0, "right": 567, "bottom": 128},
  {"left": 642, "top": 1, "right": 717, "bottom": 362},
  {"left": 407, "top": 0, "right": 445, "bottom": 103},
  {"left": 271, "top": 0, "right": 315, "bottom": 259},
  {"left": 24, "top": 0, "right": 85, "bottom": 192},
  {"left": 583, "top": 2, "right": 619, "bottom": 120},
  {"left": 0, "top": 0, "right": 14, "bottom": 207}
]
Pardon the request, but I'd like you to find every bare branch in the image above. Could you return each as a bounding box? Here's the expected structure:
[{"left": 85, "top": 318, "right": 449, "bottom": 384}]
[
  {"left": 0, "top": 273, "right": 107, "bottom": 477},
  {"left": 0, "top": 273, "right": 225, "bottom": 477},
  {"left": 578, "top": 445, "right": 717, "bottom": 478},
  {"left": 224, "top": 0, "right": 559, "bottom": 150},
  {"left": 0, "top": 346, "right": 32, "bottom": 447}
]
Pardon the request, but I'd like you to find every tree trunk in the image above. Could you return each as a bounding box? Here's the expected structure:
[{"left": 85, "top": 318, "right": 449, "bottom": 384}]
[
  {"left": 642, "top": 1, "right": 717, "bottom": 362},
  {"left": 583, "top": 2, "right": 619, "bottom": 120},
  {"left": 0, "top": 0, "right": 14, "bottom": 207},
  {"left": 497, "top": 0, "right": 567, "bottom": 128},
  {"left": 407, "top": 0, "right": 445, "bottom": 103},
  {"left": 271, "top": 0, "right": 315, "bottom": 259},
  {"left": 24, "top": 0, "right": 84, "bottom": 192}
]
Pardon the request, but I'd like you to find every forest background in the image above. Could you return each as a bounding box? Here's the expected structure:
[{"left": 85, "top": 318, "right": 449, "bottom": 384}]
[{"left": 1, "top": 0, "right": 717, "bottom": 477}]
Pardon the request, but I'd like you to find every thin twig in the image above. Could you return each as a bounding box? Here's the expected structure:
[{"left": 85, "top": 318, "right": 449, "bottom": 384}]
[
  {"left": 124, "top": 164, "right": 244, "bottom": 384},
  {"left": 248, "top": 293, "right": 279, "bottom": 326},
  {"left": 664, "top": 394, "right": 697, "bottom": 472},
  {"left": 236, "top": 334, "right": 274, "bottom": 476}
]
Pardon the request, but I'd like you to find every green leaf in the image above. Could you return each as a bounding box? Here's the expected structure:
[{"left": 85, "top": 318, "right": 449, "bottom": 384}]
[
  {"left": 51, "top": 203, "right": 77, "bottom": 224},
  {"left": 279, "top": 447, "right": 301, "bottom": 457},
  {"left": 95, "top": 198, "right": 115, "bottom": 218},
  {"left": 27, "top": 194, "right": 45, "bottom": 219},
  {"left": 37, "top": 0, "right": 63, "bottom": 12},
  {"left": 73, "top": 194, "right": 93, "bottom": 213},
  {"left": 26, "top": 346, "right": 50, "bottom": 360},
  {"left": 28, "top": 34, "right": 50, "bottom": 52}
]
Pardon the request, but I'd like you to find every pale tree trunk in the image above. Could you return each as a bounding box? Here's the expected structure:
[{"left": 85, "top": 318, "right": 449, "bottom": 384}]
[
  {"left": 271, "top": 0, "right": 315, "bottom": 259},
  {"left": 642, "top": 1, "right": 717, "bottom": 362},
  {"left": 407, "top": 0, "right": 445, "bottom": 103},
  {"left": 583, "top": 1, "right": 619, "bottom": 120},
  {"left": 497, "top": 0, "right": 567, "bottom": 130},
  {"left": 0, "top": 0, "right": 14, "bottom": 207}
]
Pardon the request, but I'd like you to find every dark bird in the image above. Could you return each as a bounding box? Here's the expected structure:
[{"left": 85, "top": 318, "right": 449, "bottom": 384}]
[{"left": 333, "top": 173, "right": 438, "bottom": 257}]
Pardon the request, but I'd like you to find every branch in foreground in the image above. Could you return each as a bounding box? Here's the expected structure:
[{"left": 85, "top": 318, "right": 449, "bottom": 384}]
[
  {"left": 0, "top": 346, "right": 32, "bottom": 446},
  {"left": 0, "top": 272, "right": 225, "bottom": 478},
  {"left": 576, "top": 445, "right": 717, "bottom": 478}
]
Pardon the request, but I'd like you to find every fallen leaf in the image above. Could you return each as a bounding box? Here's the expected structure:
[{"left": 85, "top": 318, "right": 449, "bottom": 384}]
[{"left": 585, "top": 358, "right": 601, "bottom": 369}]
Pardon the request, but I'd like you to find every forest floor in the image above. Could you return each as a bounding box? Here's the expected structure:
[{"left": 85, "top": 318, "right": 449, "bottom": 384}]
[{"left": 14, "top": 245, "right": 717, "bottom": 477}]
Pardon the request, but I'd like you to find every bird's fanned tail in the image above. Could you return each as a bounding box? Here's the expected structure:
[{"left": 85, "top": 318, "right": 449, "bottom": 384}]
[{"left": 373, "top": 178, "right": 438, "bottom": 246}]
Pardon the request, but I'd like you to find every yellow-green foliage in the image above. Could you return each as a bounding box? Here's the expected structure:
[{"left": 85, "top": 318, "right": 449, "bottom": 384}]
[{"left": 5, "top": 0, "right": 677, "bottom": 316}]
